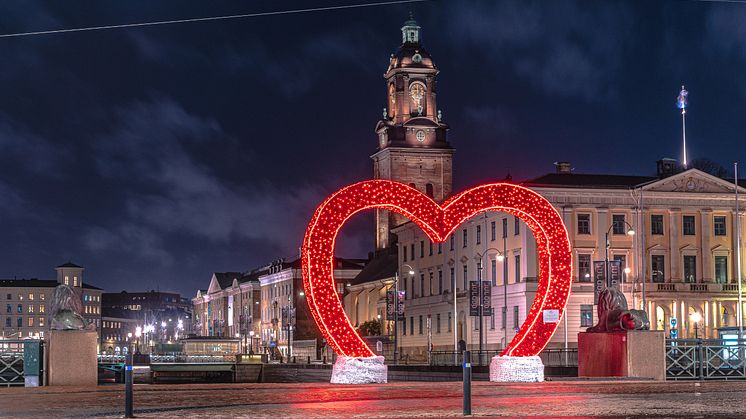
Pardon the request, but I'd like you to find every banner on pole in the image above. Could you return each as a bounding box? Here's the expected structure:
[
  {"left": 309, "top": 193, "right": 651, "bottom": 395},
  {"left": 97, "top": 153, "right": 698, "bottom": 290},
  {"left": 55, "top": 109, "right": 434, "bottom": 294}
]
[
  {"left": 593, "top": 261, "right": 606, "bottom": 305},
  {"left": 469, "top": 281, "right": 480, "bottom": 316},
  {"left": 608, "top": 260, "right": 622, "bottom": 289}
]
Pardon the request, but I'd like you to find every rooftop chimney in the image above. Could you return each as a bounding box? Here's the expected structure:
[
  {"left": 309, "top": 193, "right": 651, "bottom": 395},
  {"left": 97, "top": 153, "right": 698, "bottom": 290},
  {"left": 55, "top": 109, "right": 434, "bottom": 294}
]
[{"left": 554, "top": 161, "right": 572, "bottom": 174}]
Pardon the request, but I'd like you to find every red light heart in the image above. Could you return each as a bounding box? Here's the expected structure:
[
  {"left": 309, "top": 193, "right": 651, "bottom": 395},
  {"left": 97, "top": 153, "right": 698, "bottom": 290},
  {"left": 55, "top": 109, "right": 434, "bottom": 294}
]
[{"left": 302, "top": 180, "right": 572, "bottom": 358}]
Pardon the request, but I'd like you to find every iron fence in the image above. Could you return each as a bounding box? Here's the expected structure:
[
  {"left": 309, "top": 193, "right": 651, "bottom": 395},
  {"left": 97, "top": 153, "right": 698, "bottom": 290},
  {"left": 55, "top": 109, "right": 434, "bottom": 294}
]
[
  {"left": 667, "top": 339, "right": 746, "bottom": 380},
  {"left": 429, "top": 348, "right": 578, "bottom": 367},
  {"left": 0, "top": 340, "right": 43, "bottom": 386}
]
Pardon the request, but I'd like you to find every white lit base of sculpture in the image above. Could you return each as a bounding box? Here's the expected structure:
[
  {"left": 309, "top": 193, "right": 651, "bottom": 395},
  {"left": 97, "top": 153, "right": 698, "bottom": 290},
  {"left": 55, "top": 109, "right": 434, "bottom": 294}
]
[
  {"left": 489, "top": 355, "right": 544, "bottom": 382},
  {"left": 330, "top": 356, "right": 388, "bottom": 384}
]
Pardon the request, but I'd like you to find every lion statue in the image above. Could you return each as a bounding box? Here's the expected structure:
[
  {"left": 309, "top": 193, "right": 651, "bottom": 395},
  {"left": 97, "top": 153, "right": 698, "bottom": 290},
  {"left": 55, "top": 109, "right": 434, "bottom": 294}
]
[
  {"left": 587, "top": 287, "right": 649, "bottom": 332},
  {"left": 50, "top": 284, "right": 94, "bottom": 330}
]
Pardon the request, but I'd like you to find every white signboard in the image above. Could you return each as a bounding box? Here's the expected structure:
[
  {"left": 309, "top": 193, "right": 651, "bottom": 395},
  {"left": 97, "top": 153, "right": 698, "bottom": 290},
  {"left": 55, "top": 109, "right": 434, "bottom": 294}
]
[
  {"left": 542, "top": 309, "right": 560, "bottom": 324},
  {"left": 227, "top": 295, "right": 234, "bottom": 327}
]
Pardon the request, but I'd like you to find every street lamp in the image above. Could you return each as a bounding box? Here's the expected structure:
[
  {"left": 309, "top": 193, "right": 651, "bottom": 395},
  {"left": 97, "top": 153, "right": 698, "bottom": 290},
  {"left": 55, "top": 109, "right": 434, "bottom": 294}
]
[
  {"left": 475, "top": 248, "right": 505, "bottom": 355},
  {"left": 605, "top": 221, "right": 635, "bottom": 288},
  {"left": 249, "top": 330, "right": 255, "bottom": 355},
  {"left": 394, "top": 263, "right": 415, "bottom": 364},
  {"left": 690, "top": 311, "right": 702, "bottom": 339}
]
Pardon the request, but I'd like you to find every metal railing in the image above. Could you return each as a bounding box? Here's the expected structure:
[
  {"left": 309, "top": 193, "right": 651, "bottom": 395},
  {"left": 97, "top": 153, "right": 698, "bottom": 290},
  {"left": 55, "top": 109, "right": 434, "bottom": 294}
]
[
  {"left": 429, "top": 348, "right": 578, "bottom": 367},
  {"left": 0, "top": 340, "right": 42, "bottom": 386},
  {"left": 667, "top": 339, "right": 746, "bottom": 380},
  {"left": 0, "top": 340, "right": 25, "bottom": 386},
  {"left": 98, "top": 354, "right": 237, "bottom": 364}
]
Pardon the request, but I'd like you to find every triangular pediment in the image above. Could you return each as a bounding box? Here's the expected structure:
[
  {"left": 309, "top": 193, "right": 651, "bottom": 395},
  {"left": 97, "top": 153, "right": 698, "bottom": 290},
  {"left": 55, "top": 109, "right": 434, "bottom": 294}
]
[
  {"left": 207, "top": 274, "right": 222, "bottom": 294},
  {"left": 642, "top": 169, "right": 745, "bottom": 194}
]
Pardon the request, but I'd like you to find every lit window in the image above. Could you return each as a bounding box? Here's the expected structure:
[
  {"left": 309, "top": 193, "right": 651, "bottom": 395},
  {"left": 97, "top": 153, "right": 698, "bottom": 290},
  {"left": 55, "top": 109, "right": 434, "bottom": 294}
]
[
  {"left": 73, "top": 276, "right": 78, "bottom": 287},
  {"left": 580, "top": 305, "right": 593, "bottom": 327},
  {"left": 39, "top": 317, "right": 45, "bottom": 327},
  {"left": 28, "top": 305, "right": 33, "bottom": 313},
  {"left": 40, "top": 294, "right": 45, "bottom": 301},
  {"left": 28, "top": 293, "right": 34, "bottom": 301},
  {"left": 28, "top": 317, "right": 34, "bottom": 327},
  {"left": 577, "top": 214, "right": 591, "bottom": 235}
]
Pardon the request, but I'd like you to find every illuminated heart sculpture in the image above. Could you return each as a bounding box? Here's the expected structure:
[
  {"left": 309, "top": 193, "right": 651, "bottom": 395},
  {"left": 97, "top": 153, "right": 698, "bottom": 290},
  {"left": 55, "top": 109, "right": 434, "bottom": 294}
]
[{"left": 301, "top": 180, "right": 572, "bottom": 358}]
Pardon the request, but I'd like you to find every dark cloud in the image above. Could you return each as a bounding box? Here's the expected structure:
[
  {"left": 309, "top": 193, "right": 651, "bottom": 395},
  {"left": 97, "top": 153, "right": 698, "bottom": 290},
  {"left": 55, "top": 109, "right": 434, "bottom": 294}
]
[
  {"left": 0, "top": 1, "right": 743, "bottom": 296},
  {"left": 445, "top": 0, "right": 634, "bottom": 101}
]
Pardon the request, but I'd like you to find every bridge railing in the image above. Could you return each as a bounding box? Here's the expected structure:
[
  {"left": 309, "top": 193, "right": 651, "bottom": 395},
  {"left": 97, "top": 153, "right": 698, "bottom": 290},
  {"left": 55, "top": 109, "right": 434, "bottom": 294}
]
[{"left": 98, "top": 353, "right": 237, "bottom": 364}]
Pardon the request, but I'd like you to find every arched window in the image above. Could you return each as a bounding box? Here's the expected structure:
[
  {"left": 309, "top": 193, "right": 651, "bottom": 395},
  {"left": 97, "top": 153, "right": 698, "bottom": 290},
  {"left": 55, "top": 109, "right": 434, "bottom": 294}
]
[
  {"left": 425, "top": 183, "right": 434, "bottom": 198},
  {"left": 409, "top": 182, "right": 417, "bottom": 191}
]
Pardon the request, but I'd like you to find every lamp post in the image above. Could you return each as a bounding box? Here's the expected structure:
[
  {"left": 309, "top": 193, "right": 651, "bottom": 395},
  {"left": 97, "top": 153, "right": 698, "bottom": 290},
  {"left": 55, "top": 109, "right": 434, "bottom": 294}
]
[
  {"left": 690, "top": 311, "right": 701, "bottom": 339},
  {"left": 605, "top": 221, "right": 635, "bottom": 288},
  {"left": 395, "top": 263, "right": 415, "bottom": 363},
  {"left": 475, "top": 248, "right": 504, "bottom": 355},
  {"left": 249, "top": 330, "right": 255, "bottom": 355}
]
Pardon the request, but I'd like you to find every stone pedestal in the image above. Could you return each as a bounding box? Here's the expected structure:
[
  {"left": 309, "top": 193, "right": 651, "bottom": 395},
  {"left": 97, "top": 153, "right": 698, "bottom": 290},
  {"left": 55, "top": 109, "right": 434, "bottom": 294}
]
[
  {"left": 48, "top": 330, "right": 98, "bottom": 386},
  {"left": 578, "top": 330, "right": 665, "bottom": 381},
  {"left": 489, "top": 356, "right": 544, "bottom": 382},
  {"left": 330, "top": 356, "right": 387, "bottom": 384}
]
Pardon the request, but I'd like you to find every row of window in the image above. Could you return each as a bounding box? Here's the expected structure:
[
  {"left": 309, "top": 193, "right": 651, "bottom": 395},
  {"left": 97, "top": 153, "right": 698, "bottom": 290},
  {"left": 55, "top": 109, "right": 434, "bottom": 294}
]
[
  {"left": 577, "top": 254, "right": 730, "bottom": 283},
  {"left": 82, "top": 295, "right": 100, "bottom": 302},
  {"left": 3, "top": 316, "right": 46, "bottom": 327},
  {"left": 103, "top": 321, "right": 123, "bottom": 329},
  {"left": 63, "top": 276, "right": 80, "bottom": 287},
  {"left": 84, "top": 305, "right": 100, "bottom": 315},
  {"left": 6, "top": 331, "right": 44, "bottom": 338},
  {"left": 5, "top": 304, "right": 46, "bottom": 314},
  {"left": 4, "top": 293, "right": 46, "bottom": 301},
  {"left": 402, "top": 256, "right": 521, "bottom": 300},
  {"left": 576, "top": 213, "right": 729, "bottom": 236},
  {"left": 400, "top": 306, "right": 523, "bottom": 336},
  {"left": 402, "top": 218, "right": 520, "bottom": 262}
]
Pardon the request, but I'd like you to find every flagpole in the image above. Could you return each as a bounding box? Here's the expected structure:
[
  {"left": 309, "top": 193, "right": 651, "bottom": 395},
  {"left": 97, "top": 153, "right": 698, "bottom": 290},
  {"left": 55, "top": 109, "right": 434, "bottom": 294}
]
[
  {"left": 736, "top": 162, "right": 743, "bottom": 336},
  {"left": 677, "top": 85, "right": 689, "bottom": 168}
]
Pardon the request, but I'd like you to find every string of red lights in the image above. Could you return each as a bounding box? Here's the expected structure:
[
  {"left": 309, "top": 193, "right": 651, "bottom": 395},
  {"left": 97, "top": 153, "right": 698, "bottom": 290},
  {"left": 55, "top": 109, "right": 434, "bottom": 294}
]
[{"left": 301, "top": 180, "right": 572, "bottom": 358}]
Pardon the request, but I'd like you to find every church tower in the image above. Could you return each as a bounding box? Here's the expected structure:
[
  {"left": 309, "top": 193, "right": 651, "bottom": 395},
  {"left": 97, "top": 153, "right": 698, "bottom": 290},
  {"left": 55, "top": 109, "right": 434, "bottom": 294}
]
[{"left": 372, "top": 16, "right": 453, "bottom": 250}]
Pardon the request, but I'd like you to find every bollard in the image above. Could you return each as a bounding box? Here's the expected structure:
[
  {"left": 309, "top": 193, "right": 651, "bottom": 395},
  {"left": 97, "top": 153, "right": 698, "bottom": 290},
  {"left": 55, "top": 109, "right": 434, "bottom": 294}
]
[
  {"left": 124, "top": 353, "right": 134, "bottom": 418},
  {"left": 463, "top": 350, "right": 472, "bottom": 416},
  {"left": 307, "top": 356, "right": 311, "bottom": 364},
  {"left": 323, "top": 355, "right": 327, "bottom": 364}
]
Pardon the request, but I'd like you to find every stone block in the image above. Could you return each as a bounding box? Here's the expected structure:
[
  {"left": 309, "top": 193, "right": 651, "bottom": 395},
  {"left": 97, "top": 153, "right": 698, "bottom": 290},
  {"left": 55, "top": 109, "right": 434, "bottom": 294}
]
[
  {"left": 578, "top": 330, "right": 665, "bottom": 381},
  {"left": 48, "top": 330, "right": 98, "bottom": 386}
]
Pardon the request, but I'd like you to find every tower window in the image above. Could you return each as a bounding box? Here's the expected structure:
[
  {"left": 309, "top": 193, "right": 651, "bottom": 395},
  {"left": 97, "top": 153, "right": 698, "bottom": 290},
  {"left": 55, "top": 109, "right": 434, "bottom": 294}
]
[{"left": 425, "top": 183, "right": 434, "bottom": 198}]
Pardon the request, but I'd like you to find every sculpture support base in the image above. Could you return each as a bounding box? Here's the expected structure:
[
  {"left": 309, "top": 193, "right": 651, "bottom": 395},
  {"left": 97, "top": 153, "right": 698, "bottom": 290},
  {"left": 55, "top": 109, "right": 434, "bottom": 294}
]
[
  {"left": 48, "top": 330, "right": 98, "bottom": 386},
  {"left": 489, "top": 355, "right": 544, "bottom": 382},
  {"left": 578, "top": 330, "right": 665, "bottom": 381},
  {"left": 330, "top": 356, "right": 387, "bottom": 384}
]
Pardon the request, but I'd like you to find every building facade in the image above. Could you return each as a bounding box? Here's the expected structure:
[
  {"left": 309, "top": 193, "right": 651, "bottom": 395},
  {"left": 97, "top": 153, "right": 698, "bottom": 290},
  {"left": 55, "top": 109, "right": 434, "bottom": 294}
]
[
  {"left": 259, "top": 258, "right": 364, "bottom": 358},
  {"left": 192, "top": 271, "right": 262, "bottom": 354},
  {"left": 0, "top": 262, "right": 102, "bottom": 340},
  {"left": 394, "top": 164, "right": 746, "bottom": 359}
]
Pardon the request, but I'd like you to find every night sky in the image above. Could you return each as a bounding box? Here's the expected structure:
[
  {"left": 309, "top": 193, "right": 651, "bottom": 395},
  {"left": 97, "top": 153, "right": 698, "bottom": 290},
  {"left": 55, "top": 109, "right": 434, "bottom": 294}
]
[{"left": 1, "top": 0, "right": 745, "bottom": 297}]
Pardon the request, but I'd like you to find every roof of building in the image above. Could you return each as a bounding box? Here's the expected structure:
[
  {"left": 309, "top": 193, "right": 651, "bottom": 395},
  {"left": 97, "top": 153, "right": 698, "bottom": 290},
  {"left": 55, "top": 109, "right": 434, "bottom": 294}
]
[
  {"left": 213, "top": 272, "right": 244, "bottom": 289},
  {"left": 0, "top": 278, "right": 102, "bottom": 290},
  {"left": 523, "top": 173, "right": 658, "bottom": 189},
  {"left": 57, "top": 262, "right": 83, "bottom": 268},
  {"left": 349, "top": 250, "right": 398, "bottom": 286}
]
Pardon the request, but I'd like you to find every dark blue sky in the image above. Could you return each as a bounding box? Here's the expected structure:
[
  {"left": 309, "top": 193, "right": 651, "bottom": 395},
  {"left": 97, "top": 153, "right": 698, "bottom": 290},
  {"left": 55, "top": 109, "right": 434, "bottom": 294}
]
[{"left": 1, "top": 0, "right": 744, "bottom": 296}]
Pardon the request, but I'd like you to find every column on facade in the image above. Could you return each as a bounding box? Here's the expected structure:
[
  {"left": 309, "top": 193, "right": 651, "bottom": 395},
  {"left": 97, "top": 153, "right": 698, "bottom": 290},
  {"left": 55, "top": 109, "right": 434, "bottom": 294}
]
[
  {"left": 669, "top": 209, "right": 681, "bottom": 282},
  {"left": 701, "top": 209, "right": 713, "bottom": 282}
]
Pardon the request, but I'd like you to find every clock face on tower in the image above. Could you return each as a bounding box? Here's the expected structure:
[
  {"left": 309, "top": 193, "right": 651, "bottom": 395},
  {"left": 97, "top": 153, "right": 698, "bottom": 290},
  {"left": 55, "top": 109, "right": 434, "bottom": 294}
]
[{"left": 409, "top": 83, "right": 425, "bottom": 106}]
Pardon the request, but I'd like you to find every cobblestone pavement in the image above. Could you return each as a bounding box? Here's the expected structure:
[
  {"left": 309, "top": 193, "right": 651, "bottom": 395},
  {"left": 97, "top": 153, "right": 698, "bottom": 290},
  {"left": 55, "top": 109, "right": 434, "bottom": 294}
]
[{"left": 1, "top": 380, "right": 745, "bottom": 418}]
